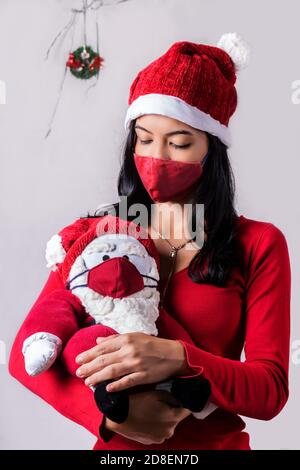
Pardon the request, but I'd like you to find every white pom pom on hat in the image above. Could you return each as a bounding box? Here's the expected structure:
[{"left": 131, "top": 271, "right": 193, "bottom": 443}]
[
  {"left": 217, "top": 32, "right": 250, "bottom": 71},
  {"left": 45, "top": 234, "right": 67, "bottom": 271}
]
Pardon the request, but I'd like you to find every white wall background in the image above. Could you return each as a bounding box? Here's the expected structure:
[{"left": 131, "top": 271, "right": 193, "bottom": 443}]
[{"left": 0, "top": 0, "right": 299, "bottom": 449}]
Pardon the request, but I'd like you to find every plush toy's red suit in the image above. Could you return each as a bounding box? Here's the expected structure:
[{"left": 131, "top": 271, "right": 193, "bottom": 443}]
[{"left": 19, "top": 214, "right": 214, "bottom": 429}]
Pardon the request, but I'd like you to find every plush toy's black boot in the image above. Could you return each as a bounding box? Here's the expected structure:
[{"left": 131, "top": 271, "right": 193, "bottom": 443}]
[
  {"left": 94, "top": 379, "right": 129, "bottom": 424},
  {"left": 170, "top": 376, "right": 211, "bottom": 412}
]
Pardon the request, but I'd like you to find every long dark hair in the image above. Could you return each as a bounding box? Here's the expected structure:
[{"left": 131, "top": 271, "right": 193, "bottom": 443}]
[{"left": 84, "top": 119, "right": 241, "bottom": 287}]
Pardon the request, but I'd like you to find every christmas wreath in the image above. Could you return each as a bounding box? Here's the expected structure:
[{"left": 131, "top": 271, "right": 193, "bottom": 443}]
[{"left": 66, "top": 45, "right": 104, "bottom": 79}]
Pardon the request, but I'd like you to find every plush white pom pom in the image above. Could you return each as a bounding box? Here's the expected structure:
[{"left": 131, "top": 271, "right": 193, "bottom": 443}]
[
  {"left": 217, "top": 32, "right": 250, "bottom": 71},
  {"left": 45, "top": 233, "right": 66, "bottom": 270}
]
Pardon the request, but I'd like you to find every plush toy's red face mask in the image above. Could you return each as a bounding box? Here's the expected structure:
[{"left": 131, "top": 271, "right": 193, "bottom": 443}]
[
  {"left": 66, "top": 256, "right": 158, "bottom": 298},
  {"left": 133, "top": 152, "right": 207, "bottom": 202},
  {"left": 88, "top": 257, "right": 144, "bottom": 298}
]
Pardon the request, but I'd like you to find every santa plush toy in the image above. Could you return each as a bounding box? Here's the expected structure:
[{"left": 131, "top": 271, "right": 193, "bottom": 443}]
[{"left": 21, "top": 214, "right": 213, "bottom": 426}]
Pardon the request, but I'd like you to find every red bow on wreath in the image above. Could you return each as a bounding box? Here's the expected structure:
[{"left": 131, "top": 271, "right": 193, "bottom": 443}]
[
  {"left": 66, "top": 53, "right": 82, "bottom": 70},
  {"left": 89, "top": 55, "right": 103, "bottom": 71}
]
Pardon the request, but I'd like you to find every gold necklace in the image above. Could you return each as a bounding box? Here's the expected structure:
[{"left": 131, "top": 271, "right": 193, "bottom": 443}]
[{"left": 151, "top": 225, "right": 196, "bottom": 308}]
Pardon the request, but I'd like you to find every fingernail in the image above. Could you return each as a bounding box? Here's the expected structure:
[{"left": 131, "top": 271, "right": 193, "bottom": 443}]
[
  {"left": 76, "top": 368, "right": 83, "bottom": 377},
  {"left": 76, "top": 356, "right": 84, "bottom": 364},
  {"left": 85, "top": 379, "right": 91, "bottom": 386}
]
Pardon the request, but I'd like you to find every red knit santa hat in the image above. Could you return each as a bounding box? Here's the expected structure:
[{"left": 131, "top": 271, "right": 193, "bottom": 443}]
[
  {"left": 45, "top": 214, "right": 160, "bottom": 284},
  {"left": 124, "top": 32, "right": 250, "bottom": 147}
]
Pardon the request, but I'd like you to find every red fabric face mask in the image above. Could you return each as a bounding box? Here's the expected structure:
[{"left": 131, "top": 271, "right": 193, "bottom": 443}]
[
  {"left": 133, "top": 153, "right": 206, "bottom": 202},
  {"left": 87, "top": 257, "right": 144, "bottom": 298}
]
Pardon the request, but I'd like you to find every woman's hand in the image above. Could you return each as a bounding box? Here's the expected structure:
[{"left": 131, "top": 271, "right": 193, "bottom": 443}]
[
  {"left": 105, "top": 389, "right": 192, "bottom": 445},
  {"left": 75, "top": 332, "right": 188, "bottom": 392}
]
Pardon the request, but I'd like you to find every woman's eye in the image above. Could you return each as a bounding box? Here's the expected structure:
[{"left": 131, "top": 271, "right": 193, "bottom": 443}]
[
  {"left": 171, "top": 143, "right": 191, "bottom": 149},
  {"left": 138, "top": 138, "right": 191, "bottom": 149},
  {"left": 102, "top": 255, "right": 110, "bottom": 261}
]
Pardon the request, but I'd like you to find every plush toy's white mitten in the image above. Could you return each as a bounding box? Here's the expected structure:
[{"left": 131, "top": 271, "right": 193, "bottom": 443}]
[{"left": 22, "top": 332, "right": 62, "bottom": 376}]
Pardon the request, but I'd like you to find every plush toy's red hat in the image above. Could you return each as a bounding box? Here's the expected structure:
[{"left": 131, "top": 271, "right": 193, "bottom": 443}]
[{"left": 45, "top": 214, "right": 160, "bottom": 284}]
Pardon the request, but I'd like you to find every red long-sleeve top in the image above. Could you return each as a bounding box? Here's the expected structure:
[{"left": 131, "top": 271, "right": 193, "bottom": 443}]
[{"left": 8, "top": 215, "right": 291, "bottom": 450}]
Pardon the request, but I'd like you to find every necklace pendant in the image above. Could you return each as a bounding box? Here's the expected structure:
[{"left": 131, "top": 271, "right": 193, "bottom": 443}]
[{"left": 170, "top": 248, "right": 177, "bottom": 258}]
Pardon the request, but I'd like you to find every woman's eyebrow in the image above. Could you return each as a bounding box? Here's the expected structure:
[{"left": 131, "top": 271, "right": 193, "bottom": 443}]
[{"left": 134, "top": 125, "right": 194, "bottom": 137}]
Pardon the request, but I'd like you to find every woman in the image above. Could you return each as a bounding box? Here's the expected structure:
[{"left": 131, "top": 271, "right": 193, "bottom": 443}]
[{"left": 9, "top": 33, "right": 291, "bottom": 450}]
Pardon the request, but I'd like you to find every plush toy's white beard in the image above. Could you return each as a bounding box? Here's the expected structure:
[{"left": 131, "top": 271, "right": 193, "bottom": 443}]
[
  {"left": 68, "top": 255, "right": 160, "bottom": 336},
  {"left": 80, "top": 289, "right": 160, "bottom": 335}
]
